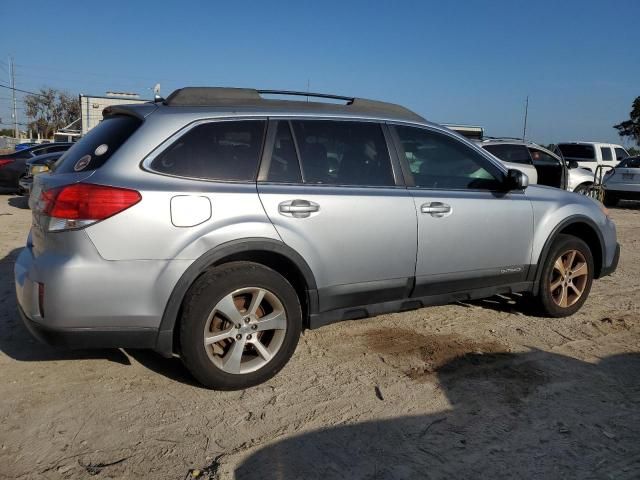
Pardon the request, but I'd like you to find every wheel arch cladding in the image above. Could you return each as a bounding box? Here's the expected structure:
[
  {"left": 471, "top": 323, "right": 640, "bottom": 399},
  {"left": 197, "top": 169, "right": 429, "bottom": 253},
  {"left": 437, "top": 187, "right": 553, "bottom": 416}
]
[
  {"left": 534, "top": 216, "right": 604, "bottom": 291},
  {"left": 155, "top": 238, "right": 317, "bottom": 356}
]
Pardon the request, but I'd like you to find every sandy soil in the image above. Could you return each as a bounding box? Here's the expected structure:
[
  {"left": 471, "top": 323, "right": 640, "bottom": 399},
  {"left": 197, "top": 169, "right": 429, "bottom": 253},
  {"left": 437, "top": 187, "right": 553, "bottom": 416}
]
[{"left": 0, "top": 194, "right": 638, "bottom": 479}]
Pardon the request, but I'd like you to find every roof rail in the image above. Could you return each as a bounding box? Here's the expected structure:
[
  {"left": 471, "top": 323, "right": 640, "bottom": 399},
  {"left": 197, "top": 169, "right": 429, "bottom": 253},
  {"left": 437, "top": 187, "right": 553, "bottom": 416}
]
[{"left": 163, "top": 87, "right": 425, "bottom": 121}]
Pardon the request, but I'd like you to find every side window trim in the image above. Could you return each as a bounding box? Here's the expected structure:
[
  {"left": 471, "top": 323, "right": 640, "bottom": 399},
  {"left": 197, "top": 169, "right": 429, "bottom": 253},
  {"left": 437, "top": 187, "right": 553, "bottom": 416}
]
[
  {"left": 257, "top": 119, "right": 304, "bottom": 184},
  {"left": 388, "top": 122, "right": 508, "bottom": 192},
  {"left": 142, "top": 116, "right": 268, "bottom": 183}
]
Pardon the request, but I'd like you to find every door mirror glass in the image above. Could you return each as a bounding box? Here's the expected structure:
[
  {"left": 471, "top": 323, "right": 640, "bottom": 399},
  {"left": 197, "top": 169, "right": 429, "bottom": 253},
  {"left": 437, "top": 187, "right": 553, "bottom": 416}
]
[{"left": 506, "top": 169, "right": 529, "bottom": 190}]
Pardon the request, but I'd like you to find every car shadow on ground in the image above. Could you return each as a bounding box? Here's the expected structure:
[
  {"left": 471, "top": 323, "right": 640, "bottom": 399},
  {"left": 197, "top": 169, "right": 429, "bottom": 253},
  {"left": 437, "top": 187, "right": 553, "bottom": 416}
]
[
  {"left": 0, "top": 247, "right": 130, "bottom": 365},
  {"left": 7, "top": 195, "right": 29, "bottom": 210},
  {"left": 457, "top": 292, "right": 542, "bottom": 316},
  {"left": 233, "top": 349, "right": 640, "bottom": 480},
  {"left": 124, "top": 349, "right": 203, "bottom": 388}
]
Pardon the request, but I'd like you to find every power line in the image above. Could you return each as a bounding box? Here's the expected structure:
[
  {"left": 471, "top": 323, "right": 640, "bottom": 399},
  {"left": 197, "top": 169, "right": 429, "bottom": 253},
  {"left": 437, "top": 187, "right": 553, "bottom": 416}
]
[{"left": 0, "top": 83, "right": 44, "bottom": 97}]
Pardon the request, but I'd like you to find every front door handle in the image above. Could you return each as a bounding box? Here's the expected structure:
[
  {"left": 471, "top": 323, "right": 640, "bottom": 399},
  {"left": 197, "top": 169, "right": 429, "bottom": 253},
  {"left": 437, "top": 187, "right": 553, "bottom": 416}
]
[
  {"left": 421, "top": 202, "right": 452, "bottom": 217},
  {"left": 278, "top": 199, "right": 319, "bottom": 218}
]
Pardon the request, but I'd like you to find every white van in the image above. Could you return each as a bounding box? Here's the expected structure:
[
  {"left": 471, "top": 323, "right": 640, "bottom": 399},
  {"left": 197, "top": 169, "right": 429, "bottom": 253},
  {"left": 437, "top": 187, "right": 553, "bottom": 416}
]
[{"left": 555, "top": 142, "right": 629, "bottom": 171}]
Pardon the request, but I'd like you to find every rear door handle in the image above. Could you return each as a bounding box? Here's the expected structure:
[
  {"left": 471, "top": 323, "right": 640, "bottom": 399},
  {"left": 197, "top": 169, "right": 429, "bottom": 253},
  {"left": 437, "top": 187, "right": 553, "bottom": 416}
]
[
  {"left": 421, "top": 202, "right": 452, "bottom": 217},
  {"left": 278, "top": 199, "right": 319, "bottom": 218}
]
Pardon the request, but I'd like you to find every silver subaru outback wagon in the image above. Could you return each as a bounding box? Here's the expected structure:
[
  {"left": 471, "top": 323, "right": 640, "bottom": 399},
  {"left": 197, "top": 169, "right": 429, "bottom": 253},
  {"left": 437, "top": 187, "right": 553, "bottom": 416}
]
[{"left": 15, "top": 87, "right": 620, "bottom": 389}]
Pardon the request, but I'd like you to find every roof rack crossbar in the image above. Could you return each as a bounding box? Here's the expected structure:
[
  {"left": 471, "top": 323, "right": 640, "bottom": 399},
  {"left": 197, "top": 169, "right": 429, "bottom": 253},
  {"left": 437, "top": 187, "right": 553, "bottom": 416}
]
[{"left": 257, "top": 89, "right": 355, "bottom": 103}]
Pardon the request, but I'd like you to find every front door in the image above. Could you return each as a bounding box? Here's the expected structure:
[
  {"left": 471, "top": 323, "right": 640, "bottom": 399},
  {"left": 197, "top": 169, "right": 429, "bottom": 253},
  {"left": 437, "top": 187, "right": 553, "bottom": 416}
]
[{"left": 391, "top": 124, "right": 533, "bottom": 297}]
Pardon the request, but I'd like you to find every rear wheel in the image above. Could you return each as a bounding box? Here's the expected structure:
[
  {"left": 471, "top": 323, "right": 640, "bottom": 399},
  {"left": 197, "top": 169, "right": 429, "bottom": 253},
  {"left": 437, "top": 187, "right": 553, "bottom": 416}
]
[
  {"left": 535, "top": 234, "right": 594, "bottom": 317},
  {"left": 180, "top": 262, "right": 302, "bottom": 390}
]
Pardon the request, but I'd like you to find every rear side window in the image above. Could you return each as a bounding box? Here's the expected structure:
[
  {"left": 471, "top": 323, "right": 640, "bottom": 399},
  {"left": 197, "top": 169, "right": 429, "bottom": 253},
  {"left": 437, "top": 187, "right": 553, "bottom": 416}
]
[
  {"left": 150, "top": 120, "right": 266, "bottom": 181},
  {"left": 557, "top": 144, "right": 595, "bottom": 161},
  {"left": 482, "top": 144, "right": 532, "bottom": 165},
  {"left": 291, "top": 120, "right": 394, "bottom": 186},
  {"left": 614, "top": 147, "right": 628, "bottom": 161},
  {"left": 54, "top": 116, "right": 141, "bottom": 173},
  {"left": 600, "top": 147, "right": 613, "bottom": 161}
]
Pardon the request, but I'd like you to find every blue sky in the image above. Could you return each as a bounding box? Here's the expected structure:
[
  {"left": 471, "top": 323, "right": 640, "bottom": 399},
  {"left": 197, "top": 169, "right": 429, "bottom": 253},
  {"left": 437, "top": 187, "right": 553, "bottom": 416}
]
[{"left": 1, "top": 0, "right": 638, "bottom": 145}]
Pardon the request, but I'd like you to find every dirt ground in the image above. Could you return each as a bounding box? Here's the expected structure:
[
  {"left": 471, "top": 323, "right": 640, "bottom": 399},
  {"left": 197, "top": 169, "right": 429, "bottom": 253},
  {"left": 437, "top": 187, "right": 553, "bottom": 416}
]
[{"left": 0, "top": 194, "right": 638, "bottom": 479}]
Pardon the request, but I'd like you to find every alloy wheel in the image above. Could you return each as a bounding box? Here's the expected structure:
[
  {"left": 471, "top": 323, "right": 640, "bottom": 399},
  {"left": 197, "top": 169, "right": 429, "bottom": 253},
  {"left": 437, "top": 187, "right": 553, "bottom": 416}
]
[
  {"left": 549, "top": 249, "right": 589, "bottom": 308},
  {"left": 203, "top": 287, "right": 287, "bottom": 374}
]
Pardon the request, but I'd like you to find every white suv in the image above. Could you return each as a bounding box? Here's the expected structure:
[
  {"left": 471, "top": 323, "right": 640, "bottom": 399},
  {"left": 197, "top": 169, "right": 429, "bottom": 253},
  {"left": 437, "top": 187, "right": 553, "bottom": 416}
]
[{"left": 555, "top": 142, "right": 629, "bottom": 171}]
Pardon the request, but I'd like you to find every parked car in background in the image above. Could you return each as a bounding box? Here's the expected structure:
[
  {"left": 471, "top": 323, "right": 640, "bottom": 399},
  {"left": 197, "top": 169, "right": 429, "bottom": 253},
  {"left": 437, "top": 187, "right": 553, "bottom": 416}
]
[
  {"left": 475, "top": 139, "right": 539, "bottom": 184},
  {"left": 602, "top": 156, "right": 640, "bottom": 206},
  {"left": 15, "top": 87, "right": 619, "bottom": 389},
  {"left": 0, "top": 143, "right": 73, "bottom": 193},
  {"left": 555, "top": 142, "right": 629, "bottom": 171},
  {"left": 477, "top": 139, "right": 570, "bottom": 188},
  {"left": 15, "top": 142, "right": 38, "bottom": 151},
  {"left": 18, "top": 151, "right": 65, "bottom": 196}
]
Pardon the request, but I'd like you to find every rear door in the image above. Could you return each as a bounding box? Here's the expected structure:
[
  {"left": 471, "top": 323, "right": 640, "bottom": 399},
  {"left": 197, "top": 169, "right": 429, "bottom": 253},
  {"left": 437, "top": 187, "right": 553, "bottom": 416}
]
[
  {"left": 257, "top": 119, "right": 417, "bottom": 313},
  {"left": 599, "top": 145, "right": 616, "bottom": 168},
  {"left": 391, "top": 124, "right": 533, "bottom": 297}
]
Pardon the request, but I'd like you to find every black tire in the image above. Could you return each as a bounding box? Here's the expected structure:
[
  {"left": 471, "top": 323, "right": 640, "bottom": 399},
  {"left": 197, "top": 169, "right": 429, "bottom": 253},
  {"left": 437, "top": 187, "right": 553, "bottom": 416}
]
[
  {"left": 535, "top": 234, "right": 594, "bottom": 317},
  {"left": 180, "top": 261, "right": 302, "bottom": 390},
  {"left": 603, "top": 192, "right": 619, "bottom": 207},
  {"left": 573, "top": 183, "right": 591, "bottom": 196}
]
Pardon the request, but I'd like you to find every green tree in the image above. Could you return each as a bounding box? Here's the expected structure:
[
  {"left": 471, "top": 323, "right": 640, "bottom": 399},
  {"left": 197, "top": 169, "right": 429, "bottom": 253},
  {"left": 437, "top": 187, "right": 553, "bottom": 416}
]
[
  {"left": 24, "top": 88, "right": 79, "bottom": 139},
  {"left": 0, "top": 128, "right": 14, "bottom": 136},
  {"left": 613, "top": 96, "right": 640, "bottom": 145}
]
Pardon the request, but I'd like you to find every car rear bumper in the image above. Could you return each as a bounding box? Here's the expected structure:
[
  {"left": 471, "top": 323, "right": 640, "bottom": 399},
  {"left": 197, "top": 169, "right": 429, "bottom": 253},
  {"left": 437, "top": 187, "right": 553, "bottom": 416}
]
[
  {"left": 17, "top": 302, "right": 157, "bottom": 349},
  {"left": 14, "top": 234, "right": 189, "bottom": 350}
]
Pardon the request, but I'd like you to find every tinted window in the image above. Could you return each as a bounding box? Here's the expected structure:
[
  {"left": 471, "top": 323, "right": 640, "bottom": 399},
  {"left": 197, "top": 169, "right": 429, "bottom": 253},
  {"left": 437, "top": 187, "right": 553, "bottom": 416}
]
[
  {"left": 600, "top": 147, "right": 613, "bottom": 161},
  {"left": 291, "top": 120, "right": 394, "bottom": 186},
  {"left": 619, "top": 157, "right": 640, "bottom": 168},
  {"left": 395, "top": 126, "right": 504, "bottom": 190},
  {"left": 54, "top": 116, "right": 141, "bottom": 173},
  {"left": 483, "top": 144, "right": 532, "bottom": 165},
  {"left": 150, "top": 120, "right": 266, "bottom": 181},
  {"left": 528, "top": 148, "right": 560, "bottom": 166},
  {"left": 615, "top": 147, "right": 628, "bottom": 161},
  {"left": 265, "top": 121, "right": 302, "bottom": 183},
  {"left": 557, "top": 144, "right": 595, "bottom": 161}
]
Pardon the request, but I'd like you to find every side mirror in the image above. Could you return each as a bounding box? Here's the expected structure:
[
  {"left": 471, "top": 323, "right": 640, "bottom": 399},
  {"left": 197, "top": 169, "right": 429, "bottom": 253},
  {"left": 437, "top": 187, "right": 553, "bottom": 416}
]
[
  {"left": 568, "top": 159, "right": 579, "bottom": 169},
  {"left": 506, "top": 169, "right": 529, "bottom": 190}
]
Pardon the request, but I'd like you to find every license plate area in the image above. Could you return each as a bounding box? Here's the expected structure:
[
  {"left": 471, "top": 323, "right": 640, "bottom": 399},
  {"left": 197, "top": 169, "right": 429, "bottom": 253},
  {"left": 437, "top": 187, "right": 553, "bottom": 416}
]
[{"left": 622, "top": 173, "right": 634, "bottom": 180}]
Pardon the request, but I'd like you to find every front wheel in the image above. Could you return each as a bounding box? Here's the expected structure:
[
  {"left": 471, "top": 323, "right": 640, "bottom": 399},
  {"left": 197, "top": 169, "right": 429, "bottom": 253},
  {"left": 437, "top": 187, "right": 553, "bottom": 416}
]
[
  {"left": 180, "top": 262, "right": 302, "bottom": 390},
  {"left": 572, "top": 183, "right": 591, "bottom": 196},
  {"left": 535, "top": 234, "right": 594, "bottom": 317}
]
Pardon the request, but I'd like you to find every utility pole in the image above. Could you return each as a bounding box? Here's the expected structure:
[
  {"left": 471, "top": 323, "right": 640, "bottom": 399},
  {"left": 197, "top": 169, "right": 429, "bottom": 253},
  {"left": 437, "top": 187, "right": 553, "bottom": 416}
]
[
  {"left": 9, "top": 56, "right": 18, "bottom": 139},
  {"left": 522, "top": 95, "right": 529, "bottom": 141}
]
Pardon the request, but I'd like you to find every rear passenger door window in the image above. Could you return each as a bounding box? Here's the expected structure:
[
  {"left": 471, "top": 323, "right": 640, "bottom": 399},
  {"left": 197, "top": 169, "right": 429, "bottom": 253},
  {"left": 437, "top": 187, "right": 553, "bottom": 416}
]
[
  {"left": 264, "top": 121, "right": 302, "bottom": 183},
  {"left": 150, "top": 120, "right": 266, "bottom": 181},
  {"left": 600, "top": 146, "right": 613, "bottom": 162},
  {"left": 290, "top": 120, "right": 395, "bottom": 187}
]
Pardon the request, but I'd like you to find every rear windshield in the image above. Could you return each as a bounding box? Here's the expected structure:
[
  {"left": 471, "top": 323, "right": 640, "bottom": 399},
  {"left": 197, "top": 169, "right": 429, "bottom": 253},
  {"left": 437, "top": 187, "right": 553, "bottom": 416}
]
[
  {"left": 482, "top": 144, "right": 532, "bottom": 165},
  {"left": 618, "top": 157, "right": 640, "bottom": 168},
  {"left": 557, "top": 144, "right": 595, "bottom": 161},
  {"left": 52, "top": 115, "right": 141, "bottom": 173}
]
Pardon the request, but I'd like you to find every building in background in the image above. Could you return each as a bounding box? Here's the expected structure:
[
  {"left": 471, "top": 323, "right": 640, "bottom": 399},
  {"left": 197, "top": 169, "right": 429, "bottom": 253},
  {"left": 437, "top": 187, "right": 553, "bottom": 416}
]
[
  {"left": 442, "top": 124, "right": 485, "bottom": 140},
  {"left": 79, "top": 92, "right": 149, "bottom": 134}
]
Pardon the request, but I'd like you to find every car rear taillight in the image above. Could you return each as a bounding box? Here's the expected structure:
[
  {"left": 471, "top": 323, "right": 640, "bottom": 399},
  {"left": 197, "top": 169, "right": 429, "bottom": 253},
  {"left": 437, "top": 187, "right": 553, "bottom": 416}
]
[
  {"left": 0, "top": 159, "right": 14, "bottom": 168},
  {"left": 38, "top": 183, "right": 141, "bottom": 231}
]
